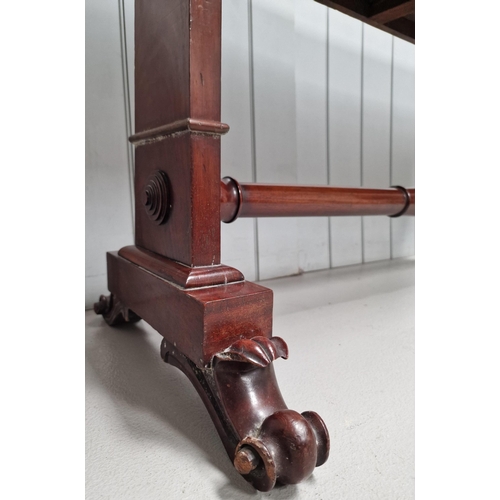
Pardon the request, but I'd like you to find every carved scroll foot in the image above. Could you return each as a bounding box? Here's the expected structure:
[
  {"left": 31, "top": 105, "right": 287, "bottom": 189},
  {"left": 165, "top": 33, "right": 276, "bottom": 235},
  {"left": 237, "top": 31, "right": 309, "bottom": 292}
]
[
  {"left": 94, "top": 294, "right": 141, "bottom": 326},
  {"left": 161, "top": 336, "right": 330, "bottom": 491}
]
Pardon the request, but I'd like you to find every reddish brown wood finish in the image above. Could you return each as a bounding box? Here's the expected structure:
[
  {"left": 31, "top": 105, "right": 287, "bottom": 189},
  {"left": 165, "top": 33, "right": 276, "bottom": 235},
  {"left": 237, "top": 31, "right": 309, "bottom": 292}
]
[
  {"left": 129, "top": 118, "right": 229, "bottom": 146},
  {"left": 134, "top": 0, "right": 222, "bottom": 132},
  {"left": 118, "top": 245, "right": 244, "bottom": 288},
  {"left": 133, "top": 0, "right": 225, "bottom": 266},
  {"left": 316, "top": 0, "right": 415, "bottom": 44},
  {"left": 221, "top": 177, "right": 414, "bottom": 220},
  {"left": 106, "top": 251, "right": 272, "bottom": 367},
  {"left": 96, "top": 0, "right": 332, "bottom": 490},
  {"left": 220, "top": 176, "right": 242, "bottom": 222},
  {"left": 99, "top": 246, "right": 331, "bottom": 489},
  {"left": 407, "top": 188, "right": 415, "bottom": 216},
  {"left": 93, "top": 0, "right": 417, "bottom": 490},
  {"left": 161, "top": 336, "right": 329, "bottom": 491},
  {"left": 135, "top": 135, "right": 222, "bottom": 266}
]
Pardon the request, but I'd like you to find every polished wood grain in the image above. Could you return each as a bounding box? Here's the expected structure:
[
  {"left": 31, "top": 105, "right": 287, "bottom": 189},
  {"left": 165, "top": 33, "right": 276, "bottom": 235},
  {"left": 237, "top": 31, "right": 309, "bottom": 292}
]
[
  {"left": 129, "top": 118, "right": 229, "bottom": 146},
  {"left": 106, "top": 251, "right": 272, "bottom": 367},
  {"left": 94, "top": 0, "right": 417, "bottom": 490},
  {"left": 221, "top": 177, "right": 414, "bottom": 221},
  {"left": 134, "top": 134, "right": 222, "bottom": 265},
  {"left": 161, "top": 335, "right": 329, "bottom": 491},
  {"left": 101, "top": 2, "right": 332, "bottom": 489},
  {"left": 135, "top": 0, "right": 189, "bottom": 132},
  {"left": 406, "top": 188, "right": 415, "bottom": 216},
  {"left": 118, "top": 245, "right": 244, "bottom": 288},
  {"left": 220, "top": 176, "right": 242, "bottom": 223},
  {"left": 133, "top": 0, "right": 224, "bottom": 266},
  {"left": 99, "top": 246, "right": 332, "bottom": 489},
  {"left": 134, "top": 0, "right": 223, "bottom": 132}
]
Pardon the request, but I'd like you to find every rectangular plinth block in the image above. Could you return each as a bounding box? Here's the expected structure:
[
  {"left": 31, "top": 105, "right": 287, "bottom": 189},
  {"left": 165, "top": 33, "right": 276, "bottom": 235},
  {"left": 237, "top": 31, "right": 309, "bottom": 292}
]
[{"left": 107, "top": 252, "right": 273, "bottom": 367}]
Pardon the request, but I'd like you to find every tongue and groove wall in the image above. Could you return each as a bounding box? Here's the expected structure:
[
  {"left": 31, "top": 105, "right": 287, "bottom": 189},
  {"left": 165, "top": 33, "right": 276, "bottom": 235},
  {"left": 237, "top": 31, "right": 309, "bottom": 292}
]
[{"left": 85, "top": 0, "right": 415, "bottom": 308}]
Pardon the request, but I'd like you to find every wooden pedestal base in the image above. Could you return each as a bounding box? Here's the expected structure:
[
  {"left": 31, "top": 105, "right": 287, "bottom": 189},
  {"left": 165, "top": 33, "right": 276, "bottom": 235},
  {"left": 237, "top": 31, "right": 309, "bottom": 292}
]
[{"left": 95, "top": 246, "right": 330, "bottom": 491}]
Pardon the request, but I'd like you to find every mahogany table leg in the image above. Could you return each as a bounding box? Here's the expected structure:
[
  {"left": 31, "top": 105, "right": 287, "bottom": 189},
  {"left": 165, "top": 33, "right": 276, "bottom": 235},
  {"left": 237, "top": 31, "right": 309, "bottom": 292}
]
[
  {"left": 162, "top": 337, "right": 329, "bottom": 491},
  {"left": 95, "top": 249, "right": 329, "bottom": 491},
  {"left": 95, "top": 0, "right": 330, "bottom": 490}
]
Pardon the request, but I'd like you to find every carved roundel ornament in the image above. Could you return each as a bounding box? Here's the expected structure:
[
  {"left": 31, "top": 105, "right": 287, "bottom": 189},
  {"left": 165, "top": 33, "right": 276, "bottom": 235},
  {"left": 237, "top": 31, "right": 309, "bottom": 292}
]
[{"left": 143, "top": 170, "right": 170, "bottom": 225}]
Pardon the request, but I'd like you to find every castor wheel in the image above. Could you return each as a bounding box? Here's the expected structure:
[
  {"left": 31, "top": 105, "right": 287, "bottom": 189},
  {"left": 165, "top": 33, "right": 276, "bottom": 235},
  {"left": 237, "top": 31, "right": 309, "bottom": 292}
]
[{"left": 94, "top": 294, "right": 141, "bottom": 326}]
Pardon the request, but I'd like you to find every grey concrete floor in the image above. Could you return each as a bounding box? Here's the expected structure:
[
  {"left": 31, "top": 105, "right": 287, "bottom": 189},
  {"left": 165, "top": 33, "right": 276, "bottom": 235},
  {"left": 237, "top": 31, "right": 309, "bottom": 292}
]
[{"left": 86, "top": 257, "right": 414, "bottom": 499}]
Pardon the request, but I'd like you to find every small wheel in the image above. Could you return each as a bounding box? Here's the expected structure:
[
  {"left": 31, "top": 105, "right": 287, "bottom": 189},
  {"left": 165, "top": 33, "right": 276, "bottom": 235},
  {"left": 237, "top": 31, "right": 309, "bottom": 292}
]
[{"left": 94, "top": 294, "right": 141, "bottom": 326}]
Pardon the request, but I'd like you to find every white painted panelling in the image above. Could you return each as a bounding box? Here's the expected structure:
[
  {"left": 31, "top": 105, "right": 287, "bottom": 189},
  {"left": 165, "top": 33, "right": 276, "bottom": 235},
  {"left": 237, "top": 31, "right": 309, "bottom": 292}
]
[
  {"left": 85, "top": 0, "right": 134, "bottom": 309},
  {"left": 123, "top": 0, "right": 135, "bottom": 136},
  {"left": 391, "top": 38, "right": 415, "bottom": 258},
  {"left": 295, "top": 0, "right": 330, "bottom": 273},
  {"left": 251, "top": 0, "right": 299, "bottom": 280},
  {"left": 362, "top": 25, "right": 392, "bottom": 263},
  {"left": 220, "top": 0, "right": 258, "bottom": 281},
  {"left": 328, "top": 10, "right": 363, "bottom": 267},
  {"left": 120, "top": 0, "right": 135, "bottom": 222}
]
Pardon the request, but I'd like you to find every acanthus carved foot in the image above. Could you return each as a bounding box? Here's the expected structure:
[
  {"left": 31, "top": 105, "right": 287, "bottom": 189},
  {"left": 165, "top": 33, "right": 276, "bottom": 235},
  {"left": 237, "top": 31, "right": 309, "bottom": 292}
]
[
  {"left": 161, "top": 336, "right": 330, "bottom": 491},
  {"left": 94, "top": 294, "right": 141, "bottom": 326}
]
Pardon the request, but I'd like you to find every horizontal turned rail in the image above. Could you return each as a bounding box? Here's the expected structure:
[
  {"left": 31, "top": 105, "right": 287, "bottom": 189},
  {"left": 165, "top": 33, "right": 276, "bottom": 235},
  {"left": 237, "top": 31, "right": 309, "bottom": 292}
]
[{"left": 220, "top": 177, "right": 415, "bottom": 223}]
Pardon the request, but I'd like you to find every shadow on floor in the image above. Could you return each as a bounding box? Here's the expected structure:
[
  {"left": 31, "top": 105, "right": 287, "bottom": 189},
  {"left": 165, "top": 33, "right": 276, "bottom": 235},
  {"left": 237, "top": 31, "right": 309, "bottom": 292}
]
[{"left": 86, "top": 315, "right": 305, "bottom": 498}]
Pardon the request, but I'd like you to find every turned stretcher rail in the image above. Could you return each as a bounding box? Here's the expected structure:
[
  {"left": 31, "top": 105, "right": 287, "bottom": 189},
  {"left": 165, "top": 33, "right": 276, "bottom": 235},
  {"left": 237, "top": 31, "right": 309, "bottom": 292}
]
[{"left": 220, "top": 177, "right": 415, "bottom": 223}]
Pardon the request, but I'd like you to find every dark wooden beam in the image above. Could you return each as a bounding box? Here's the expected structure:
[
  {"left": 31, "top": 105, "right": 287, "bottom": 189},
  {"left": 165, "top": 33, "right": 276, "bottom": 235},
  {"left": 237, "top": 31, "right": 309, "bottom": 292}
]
[
  {"left": 315, "top": 0, "right": 415, "bottom": 44},
  {"left": 385, "top": 16, "right": 415, "bottom": 41},
  {"left": 370, "top": 0, "right": 415, "bottom": 25}
]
